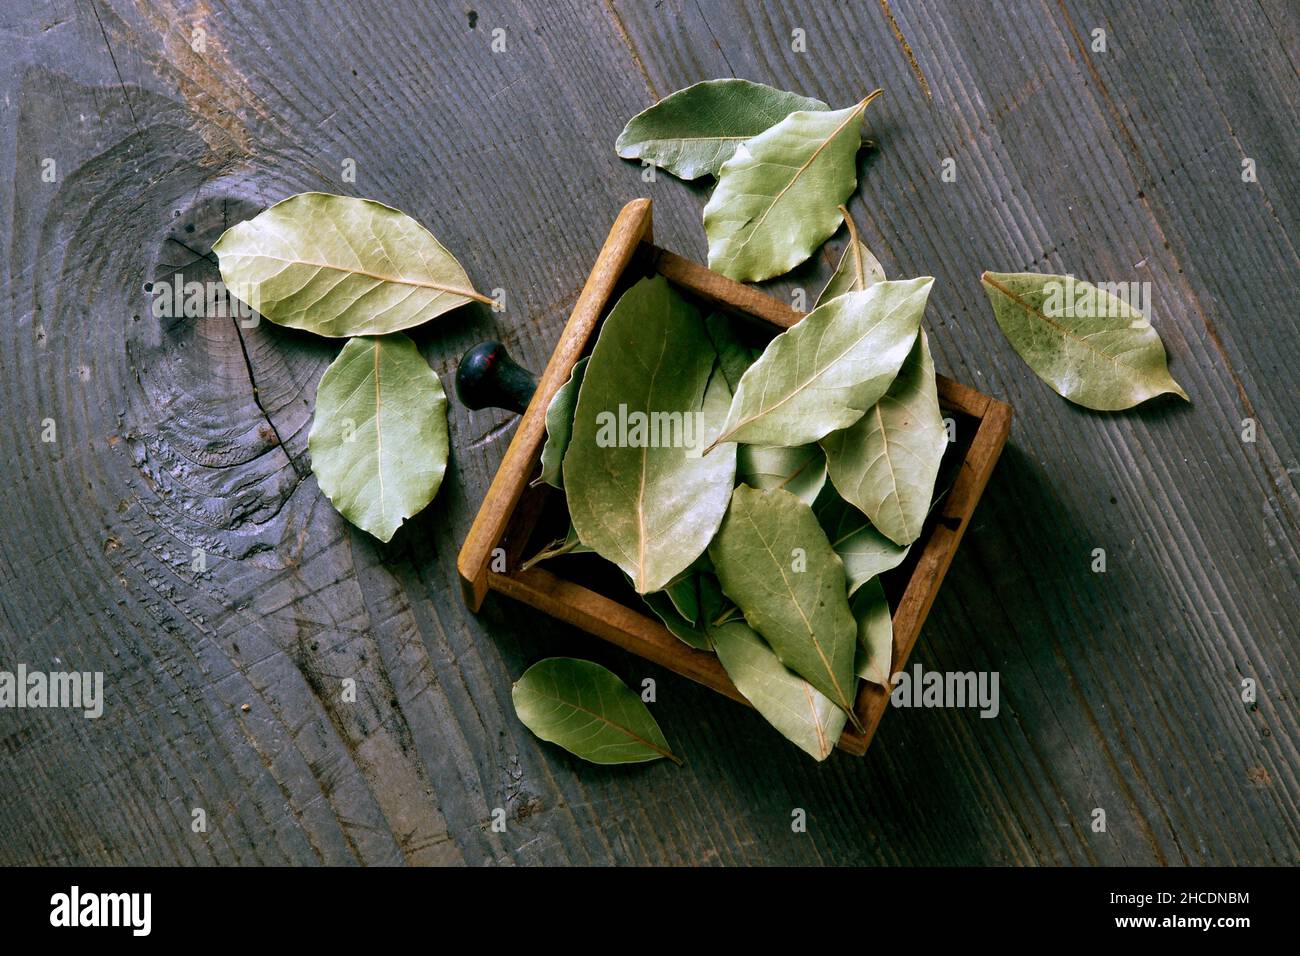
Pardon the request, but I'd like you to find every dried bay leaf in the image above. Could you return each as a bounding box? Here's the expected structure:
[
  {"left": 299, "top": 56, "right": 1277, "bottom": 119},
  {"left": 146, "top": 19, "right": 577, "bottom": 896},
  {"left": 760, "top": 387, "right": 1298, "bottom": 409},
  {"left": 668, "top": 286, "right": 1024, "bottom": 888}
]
[
  {"left": 520, "top": 524, "right": 592, "bottom": 571},
  {"left": 641, "top": 368, "right": 731, "bottom": 639},
  {"left": 615, "top": 78, "right": 828, "bottom": 180},
  {"left": 565, "top": 276, "right": 736, "bottom": 593},
  {"left": 815, "top": 208, "right": 886, "bottom": 307},
  {"left": 709, "top": 486, "right": 861, "bottom": 726},
  {"left": 822, "top": 332, "right": 947, "bottom": 546},
  {"left": 813, "top": 487, "right": 910, "bottom": 596},
  {"left": 214, "top": 192, "right": 492, "bottom": 337},
  {"left": 537, "top": 356, "right": 588, "bottom": 489},
  {"left": 642, "top": 590, "right": 711, "bottom": 651},
  {"left": 308, "top": 334, "right": 448, "bottom": 542},
  {"left": 708, "top": 619, "right": 847, "bottom": 761},
  {"left": 980, "top": 271, "right": 1189, "bottom": 410},
  {"left": 699, "top": 347, "right": 736, "bottom": 444},
  {"left": 663, "top": 572, "right": 701, "bottom": 624},
  {"left": 703, "top": 91, "right": 881, "bottom": 282},
  {"left": 705, "top": 312, "right": 761, "bottom": 393},
  {"left": 708, "top": 277, "right": 933, "bottom": 450},
  {"left": 851, "top": 578, "right": 893, "bottom": 687},
  {"left": 643, "top": 569, "right": 733, "bottom": 651},
  {"left": 736, "top": 443, "right": 827, "bottom": 506},
  {"left": 512, "top": 658, "right": 680, "bottom": 765}
]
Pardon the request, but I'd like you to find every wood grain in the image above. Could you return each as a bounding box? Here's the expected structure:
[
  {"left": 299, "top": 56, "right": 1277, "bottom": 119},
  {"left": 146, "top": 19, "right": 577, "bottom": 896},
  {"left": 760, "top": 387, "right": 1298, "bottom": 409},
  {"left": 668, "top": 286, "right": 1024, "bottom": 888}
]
[{"left": 0, "top": 0, "right": 1294, "bottom": 866}]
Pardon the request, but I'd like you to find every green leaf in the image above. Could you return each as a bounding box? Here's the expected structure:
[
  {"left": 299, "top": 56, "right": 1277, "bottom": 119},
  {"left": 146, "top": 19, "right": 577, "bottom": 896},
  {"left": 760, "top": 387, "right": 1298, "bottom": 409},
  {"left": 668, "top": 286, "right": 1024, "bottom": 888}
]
[
  {"left": 520, "top": 524, "right": 592, "bottom": 571},
  {"left": 703, "top": 91, "right": 881, "bottom": 282},
  {"left": 707, "top": 277, "right": 933, "bottom": 450},
  {"left": 308, "top": 334, "right": 448, "bottom": 542},
  {"left": 705, "top": 312, "right": 761, "bottom": 393},
  {"left": 822, "top": 332, "right": 948, "bottom": 545},
  {"left": 565, "top": 276, "right": 737, "bottom": 593},
  {"left": 615, "top": 79, "right": 828, "bottom": 180},
  {"left": 813, "top": 487, "right": 911, "bottom": 596},
  {"left": 214, "top": 192, "right": 492, "bottom": 337},
  {"left": 699, "top": 346, "right": 736, "bottom": 444},
  {"left": 642, "top": 589, "right": 712, "bottom": 651},
  {"left": 980, "top": 271, "right": 1189, "bottom": 410},
  {"left": 708, "top": 619, "right": 847, "bottom": 761},
  {"left": 537, "top": 356, "right": 588, "bottom": 489},
  {"left": 709, "top": 486, "right": 861, "bottom": 725},
  {"left": 644, "top": 564, "right": 733, "bottom": 651},
  {"left": 663, "top": 572, "right": 701, "bottom": 624},
  {"left": 851, "top": 578, "right": 893, "bottom": 687},
  {"left": 736, "top": 443, "right": 827, "bottom": 506},
  {"left": 512, "top": 658, "right": 680, "bottom": 765},
  {"left": 815, "top": 209, "right": 886, "bottom": 307}
]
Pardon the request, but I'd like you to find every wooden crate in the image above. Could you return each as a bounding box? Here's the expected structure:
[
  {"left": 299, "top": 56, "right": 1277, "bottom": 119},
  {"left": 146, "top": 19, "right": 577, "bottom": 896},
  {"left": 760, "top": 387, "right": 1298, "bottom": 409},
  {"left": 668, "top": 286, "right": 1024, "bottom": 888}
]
[{"left": 458, "top": 198, "right": 1012, "bottom": 755}]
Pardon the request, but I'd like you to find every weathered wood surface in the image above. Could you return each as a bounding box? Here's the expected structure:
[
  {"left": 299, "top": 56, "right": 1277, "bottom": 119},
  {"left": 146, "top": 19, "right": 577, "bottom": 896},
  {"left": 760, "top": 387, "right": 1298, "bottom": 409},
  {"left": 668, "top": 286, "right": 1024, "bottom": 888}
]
[{"left": 0, "top": 0, "right": 1295, "bottom": 865}]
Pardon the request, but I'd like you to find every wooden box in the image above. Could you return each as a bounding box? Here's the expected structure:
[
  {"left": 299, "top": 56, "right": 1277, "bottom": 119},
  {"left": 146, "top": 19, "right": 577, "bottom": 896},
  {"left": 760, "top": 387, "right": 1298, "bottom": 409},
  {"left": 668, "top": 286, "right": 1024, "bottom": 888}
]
[{"left": 458, "top": 199, "right": 1012, "bottom": 755}]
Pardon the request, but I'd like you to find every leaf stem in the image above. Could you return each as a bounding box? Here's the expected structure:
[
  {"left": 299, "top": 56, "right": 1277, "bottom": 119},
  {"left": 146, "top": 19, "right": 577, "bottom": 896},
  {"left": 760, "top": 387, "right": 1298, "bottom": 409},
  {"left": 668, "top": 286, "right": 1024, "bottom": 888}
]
[
  {"left": 520, "top": 533, "right": 580, "bottom": 571},
  {"left": 855, "top": 88, "right": 885, "bottom": 113},
  {"left": 462, "top": 288, "right": 497, "bottom": 306},
  {"left": 837, "top": 204, "right": 865, "bottom": 291}
]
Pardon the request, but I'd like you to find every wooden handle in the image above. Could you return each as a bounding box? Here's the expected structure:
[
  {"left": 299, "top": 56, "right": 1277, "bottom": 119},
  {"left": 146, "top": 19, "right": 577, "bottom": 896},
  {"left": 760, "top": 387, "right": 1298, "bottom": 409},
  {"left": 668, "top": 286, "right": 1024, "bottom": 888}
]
[
  {"left": 455, "top": 341, "right": 538, "bottom": 414},
  {"left": 456, "top": 198, "right": 654, "bottom": 610}
]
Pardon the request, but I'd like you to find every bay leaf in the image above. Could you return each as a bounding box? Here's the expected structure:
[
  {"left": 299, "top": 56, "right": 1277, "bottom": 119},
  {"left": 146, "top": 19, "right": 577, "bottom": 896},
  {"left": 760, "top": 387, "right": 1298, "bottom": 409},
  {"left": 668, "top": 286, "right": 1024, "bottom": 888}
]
[
  {"left": 822, "top": 331, "right": 947, "bottom": 545},
  {"left": 813, "top": 487, "right": 911, "bottom": 595},
  {"left": 851, "top": 577, "right": 893, "bottom": 687},
  {"left": 214, "top": 192, "right": 492, "bottom": 337},
  {"left": 564, "top": 276, "right": 736, "bottom": 593},
  {"left": 980, "top": 271, "right": 1189, "bottom": 410},
  {"left": 308, "top": 334, "right": 448, "bottom": 542},
  {"left": 520, "top": 524, "right": 592, "bottom": 571},
  {"left": 708, "top": 619, "right": 847, "bottom": 761},
  {"left": 537, "top": 356, "right": 589, "bottom": 489},
  {"left": 615, "top": 78, "right": 828, "bottom": 180},
  {"left": 698, "top": 347, "right": 736, "bottom": 444},
  {"left": 645, "top": 569, "right": 739, "bottom": 652},
  {"left": 696, "top": 571, "right": 734, "bottom": 625},
  {"left": 642, "top": 590, "right": 711, "bottom": 651},
  {"left": 512, "top": 658, "right": 680, "bottom": 765},
  {"left": 707, "top": 277, "right": 933, "bottom": 450},
  {"left": 703, "top": 91, "right": 881, "bottom": 282},
  {"left": 663, "top": 572, "right": 700, "bottom": 624},
  {"left": 709, "top": 486, "right": 861, "bottom": 725},
  {"left": 643, "top": 369, "right": 730, "bottom": 635},
  {"left": 736, "top": 443, "right": 827, "bottom": 506},
  {"left": 705, "top": 312, "right": 761, "bottom": 393},
  {"left": 815, "top": 207, "right": 886, "bottom": 307}
]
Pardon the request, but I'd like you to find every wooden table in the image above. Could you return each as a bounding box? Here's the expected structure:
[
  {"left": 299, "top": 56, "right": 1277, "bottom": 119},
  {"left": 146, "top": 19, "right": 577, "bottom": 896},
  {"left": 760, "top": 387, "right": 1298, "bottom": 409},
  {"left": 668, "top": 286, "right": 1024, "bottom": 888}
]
[{"left": 1, "top": 0, "right": 1295, "bottom": 866}]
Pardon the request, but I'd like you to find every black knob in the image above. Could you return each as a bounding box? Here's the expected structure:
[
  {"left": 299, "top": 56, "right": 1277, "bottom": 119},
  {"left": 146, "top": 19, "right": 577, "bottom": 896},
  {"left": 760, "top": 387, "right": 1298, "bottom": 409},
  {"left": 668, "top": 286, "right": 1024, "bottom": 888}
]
[{"left": 455, "top": 341, "right": 538, "bottom": 414}]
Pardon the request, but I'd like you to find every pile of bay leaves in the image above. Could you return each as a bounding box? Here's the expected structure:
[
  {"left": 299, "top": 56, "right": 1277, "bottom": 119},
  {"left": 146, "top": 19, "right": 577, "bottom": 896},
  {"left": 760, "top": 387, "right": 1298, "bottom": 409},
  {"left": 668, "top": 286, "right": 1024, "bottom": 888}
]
[
  {"left": 514, "top": 80, "right": 932, "bottom": 763},
  {"left": 513, "top": 79, "right": 1187, "bottom": 764},
  {"left": 518, "top": 256, "right": 938, "bottom": 761}
]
